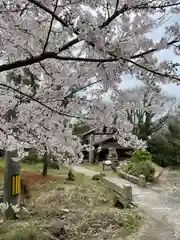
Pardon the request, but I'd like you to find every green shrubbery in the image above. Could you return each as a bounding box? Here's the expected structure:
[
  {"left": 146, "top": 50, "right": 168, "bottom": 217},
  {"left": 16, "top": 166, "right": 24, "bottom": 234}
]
[
  {"left": 120, "top": 150, "right": 155, "bottom": 182},
  {"left": 147, "top": 118, "right": 180, "bottom": 167},
  {"left": 131, "top": 149, "right": 152, "bottom": 163}
]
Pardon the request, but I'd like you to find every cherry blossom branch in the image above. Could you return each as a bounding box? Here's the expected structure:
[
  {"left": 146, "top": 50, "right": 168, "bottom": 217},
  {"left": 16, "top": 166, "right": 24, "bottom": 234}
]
[
  {"left": 0, "top": 0, "right": 179, "bottom": 81},
  {"left": 135, "top": 1, "right": 180, "bottom": 10},
  {"left": 0, "top": 83, "right": 91, "bottom": 119},
  {"left": 28, "top": 0, "right": 69, "bottom": 27},
  {"left": 0, "top": 51, "right": 179, "bottom": 82},
  {"left": 38, "top": 62, "right": 55, "bottom": 81},
  {"left": 131, "top": 38, "right": 180, "bottom": 59},
  {"left": 100, "top": 4, "right": 128, "bottom": 28},
  {"left": 48, "top": 79, "right": 102, "bottom": 105},
  {"left": 0, "top": 127, "right": 23, "bottom": 144},
  {"left": 0, "top": 126, "right": 7, "bottom": 135},
  {"left": 100, "top": 1, "right": 180, "bottom": 29},
  {"left": 64, "top": 80, "right": 102, "bottom": 99},
  {"left": 43, "top": 0, "right": 59, "bottom": 53},
  {"left": 59, "top": 38, "right": 79, "bottom": 52},
  {"left": 28, "top": 0, "right": 180, "bottom": 63},
  {"left": 122, "top": 57, "right": 180, "bottom": 81},
  {"left": 0, "top": 122, "right": 44, "bottom": 146},
  {"left": 0, "top": 53, "right": 118, "bottom": 73},
  {"left": 53, "top": 0, "right": 83, "bottom": 7}
]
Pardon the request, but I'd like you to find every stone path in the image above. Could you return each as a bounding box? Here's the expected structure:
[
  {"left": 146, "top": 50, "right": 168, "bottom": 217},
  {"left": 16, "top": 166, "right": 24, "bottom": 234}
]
[{"left": 72, "top": 165, "right": 180, "bottom": 240}]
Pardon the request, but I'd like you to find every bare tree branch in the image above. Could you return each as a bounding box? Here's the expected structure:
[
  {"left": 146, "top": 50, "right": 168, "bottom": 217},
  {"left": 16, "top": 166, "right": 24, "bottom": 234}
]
[
  {"left": 43, "top": 0, "right": 59, "bottom": 53},
  {"left": 115, "top": 0, "right": 119, "bottom": 10}
]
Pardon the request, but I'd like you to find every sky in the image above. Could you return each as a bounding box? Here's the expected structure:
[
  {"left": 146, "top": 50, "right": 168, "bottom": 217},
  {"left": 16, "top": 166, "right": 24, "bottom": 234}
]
[
  {"left": 120, "top": 75, "right": 180, "bottom": 99},
  {"left": 120, "top": 11, "right": 180, "bottom": 98},
  {"left": 73, "top": 5, "right": 180, "bottom": 123},
  {"left": 82, "top": 8, "right": 180, "bottom": 101}
]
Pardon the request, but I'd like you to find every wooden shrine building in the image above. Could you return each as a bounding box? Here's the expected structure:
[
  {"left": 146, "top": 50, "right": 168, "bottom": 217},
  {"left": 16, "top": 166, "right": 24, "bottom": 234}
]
[{"left": 80, "top": 128, "right": 133, "bottom": 163}]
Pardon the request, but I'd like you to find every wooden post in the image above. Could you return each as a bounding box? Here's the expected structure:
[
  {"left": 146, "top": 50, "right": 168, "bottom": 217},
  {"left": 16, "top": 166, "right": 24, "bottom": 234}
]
[
  {"left": 89, "top": 134, "right": 94, "bottom": 163},
  {"left": 4, "top": 150, "right": 20, "bottom": 219}
]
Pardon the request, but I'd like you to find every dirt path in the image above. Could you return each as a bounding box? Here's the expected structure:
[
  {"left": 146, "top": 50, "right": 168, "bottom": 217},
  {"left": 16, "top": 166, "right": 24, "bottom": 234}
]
[
  {"left": 126, "top": 214, "right": 178, "bottom": 240},
  {"left": 72, "top": 165, "right": 180, "bottom": 239}
]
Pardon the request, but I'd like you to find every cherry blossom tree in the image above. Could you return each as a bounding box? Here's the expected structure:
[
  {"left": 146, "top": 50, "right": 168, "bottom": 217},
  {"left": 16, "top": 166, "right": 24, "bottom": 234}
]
[
  {"left": 0, "top": 70, "right": 84, "bottom": 162},
  {"left": 112, "top": 85, "right": 177, "bottom": 140},
  {"left": 0, "top": 0, "right": 179, "bottom": 160}
]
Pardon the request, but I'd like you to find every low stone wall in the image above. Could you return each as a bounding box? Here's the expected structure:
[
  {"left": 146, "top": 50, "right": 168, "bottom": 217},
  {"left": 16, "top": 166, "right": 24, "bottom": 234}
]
[
  {"left": 118, "top": 170, "right": 146, "bottom": 187},
  {"left": 102, "top": 177, "right": 133, "bottom": 207}
]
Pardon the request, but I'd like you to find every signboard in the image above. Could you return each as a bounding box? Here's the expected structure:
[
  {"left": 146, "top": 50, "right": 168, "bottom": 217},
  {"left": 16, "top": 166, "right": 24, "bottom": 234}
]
[{"left": 11, "top": 175, "right": 20, "bottom": 196}]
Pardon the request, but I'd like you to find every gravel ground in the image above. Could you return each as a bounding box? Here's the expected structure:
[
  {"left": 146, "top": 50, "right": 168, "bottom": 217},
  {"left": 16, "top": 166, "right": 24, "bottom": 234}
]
[{"left": 126, "top": 214, "right": 179, "bottom": 240}]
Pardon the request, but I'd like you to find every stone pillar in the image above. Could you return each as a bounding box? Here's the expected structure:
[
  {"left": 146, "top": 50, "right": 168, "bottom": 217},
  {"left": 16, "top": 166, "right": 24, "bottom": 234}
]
[
  {"left": 139, "top": 175, "right": 146, "bottom": 187},
  {"left": 123, "top": 185, "right": 133, "bottom": 202},
  {"left": 89, "top": 134, "right": 94, "bottom": 163},
  {"left": 4, "top": 150, "right": 20, "bottom": 219}
]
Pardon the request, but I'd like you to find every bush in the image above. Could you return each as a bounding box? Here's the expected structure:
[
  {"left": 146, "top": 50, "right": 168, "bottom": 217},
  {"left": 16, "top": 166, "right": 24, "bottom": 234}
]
[
  {"left": 147, "top": 118, "right": 180, "bottom": 167},
  {"left": 148, "top": 133, "right": 180, "bottom": 167},
  {"left": 120, "top": 161, "right": 155, "bottom": 182},
  {"left": 120, "top": 162, "right": 136, "bottom": 176},
  {"left": 120, "top": 150, "right": 155, "bottom": 182},
  {"left": 131, "top": 149, "right": 152, "bottom": 163},
  {"left": 134, "top": 160, "right": 155, "bottom": 182}
]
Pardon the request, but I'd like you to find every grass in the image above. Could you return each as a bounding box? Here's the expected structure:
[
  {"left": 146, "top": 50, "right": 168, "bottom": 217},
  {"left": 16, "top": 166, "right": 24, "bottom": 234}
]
[
  {"left": 82, "top": 163, "right": 119, "bottom": 177},
  {"left": 0, "top": 161, "right": 143, "bottom": 240},
  {"left": 0, "top": 158, "right": 69, "bottom": 182}
]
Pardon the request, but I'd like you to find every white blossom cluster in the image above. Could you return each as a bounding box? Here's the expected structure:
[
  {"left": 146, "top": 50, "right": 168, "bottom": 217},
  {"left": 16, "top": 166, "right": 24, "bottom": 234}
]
[
  {"left": 0, "top": 202, "right": 20, "bottom": 213},
  {"left": 0, "top": 0, "right": 178, "bottom": 161}
]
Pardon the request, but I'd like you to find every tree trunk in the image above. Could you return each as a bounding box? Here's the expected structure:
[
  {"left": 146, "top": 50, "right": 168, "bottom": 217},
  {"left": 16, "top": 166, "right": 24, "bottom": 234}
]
[{"left": 42, "top": 151, "right": 48, "bottom": 177}]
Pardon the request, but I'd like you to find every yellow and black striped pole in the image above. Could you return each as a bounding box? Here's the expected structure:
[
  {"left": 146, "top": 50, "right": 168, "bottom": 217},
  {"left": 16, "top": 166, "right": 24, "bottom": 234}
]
[{"left": 11, "top": 175, "right": 20, "bottom": 196}]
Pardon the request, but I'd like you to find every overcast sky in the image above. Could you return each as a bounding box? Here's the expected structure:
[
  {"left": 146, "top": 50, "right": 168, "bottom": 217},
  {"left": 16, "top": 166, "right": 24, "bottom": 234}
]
[
  {"left": 121, "top": 11, "right": 180, "bottom": 98},
  {"left": 120, "top": 76, "right": 180, "bottom": 99}
]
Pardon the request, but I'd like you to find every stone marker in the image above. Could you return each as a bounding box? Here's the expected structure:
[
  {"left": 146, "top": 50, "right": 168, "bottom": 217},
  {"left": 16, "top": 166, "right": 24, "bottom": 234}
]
[
  {"left": 4, "top": 150, "right": 20, "bottom": 219},
  {"left": 108, "top": 148, "right": 118, "bottom": 163},
  {"left": 107, "top": 148, "right": 119, "bottom": 172},
  {"left": 139, "top": 175, "right": 146, "bottom": 187}
]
